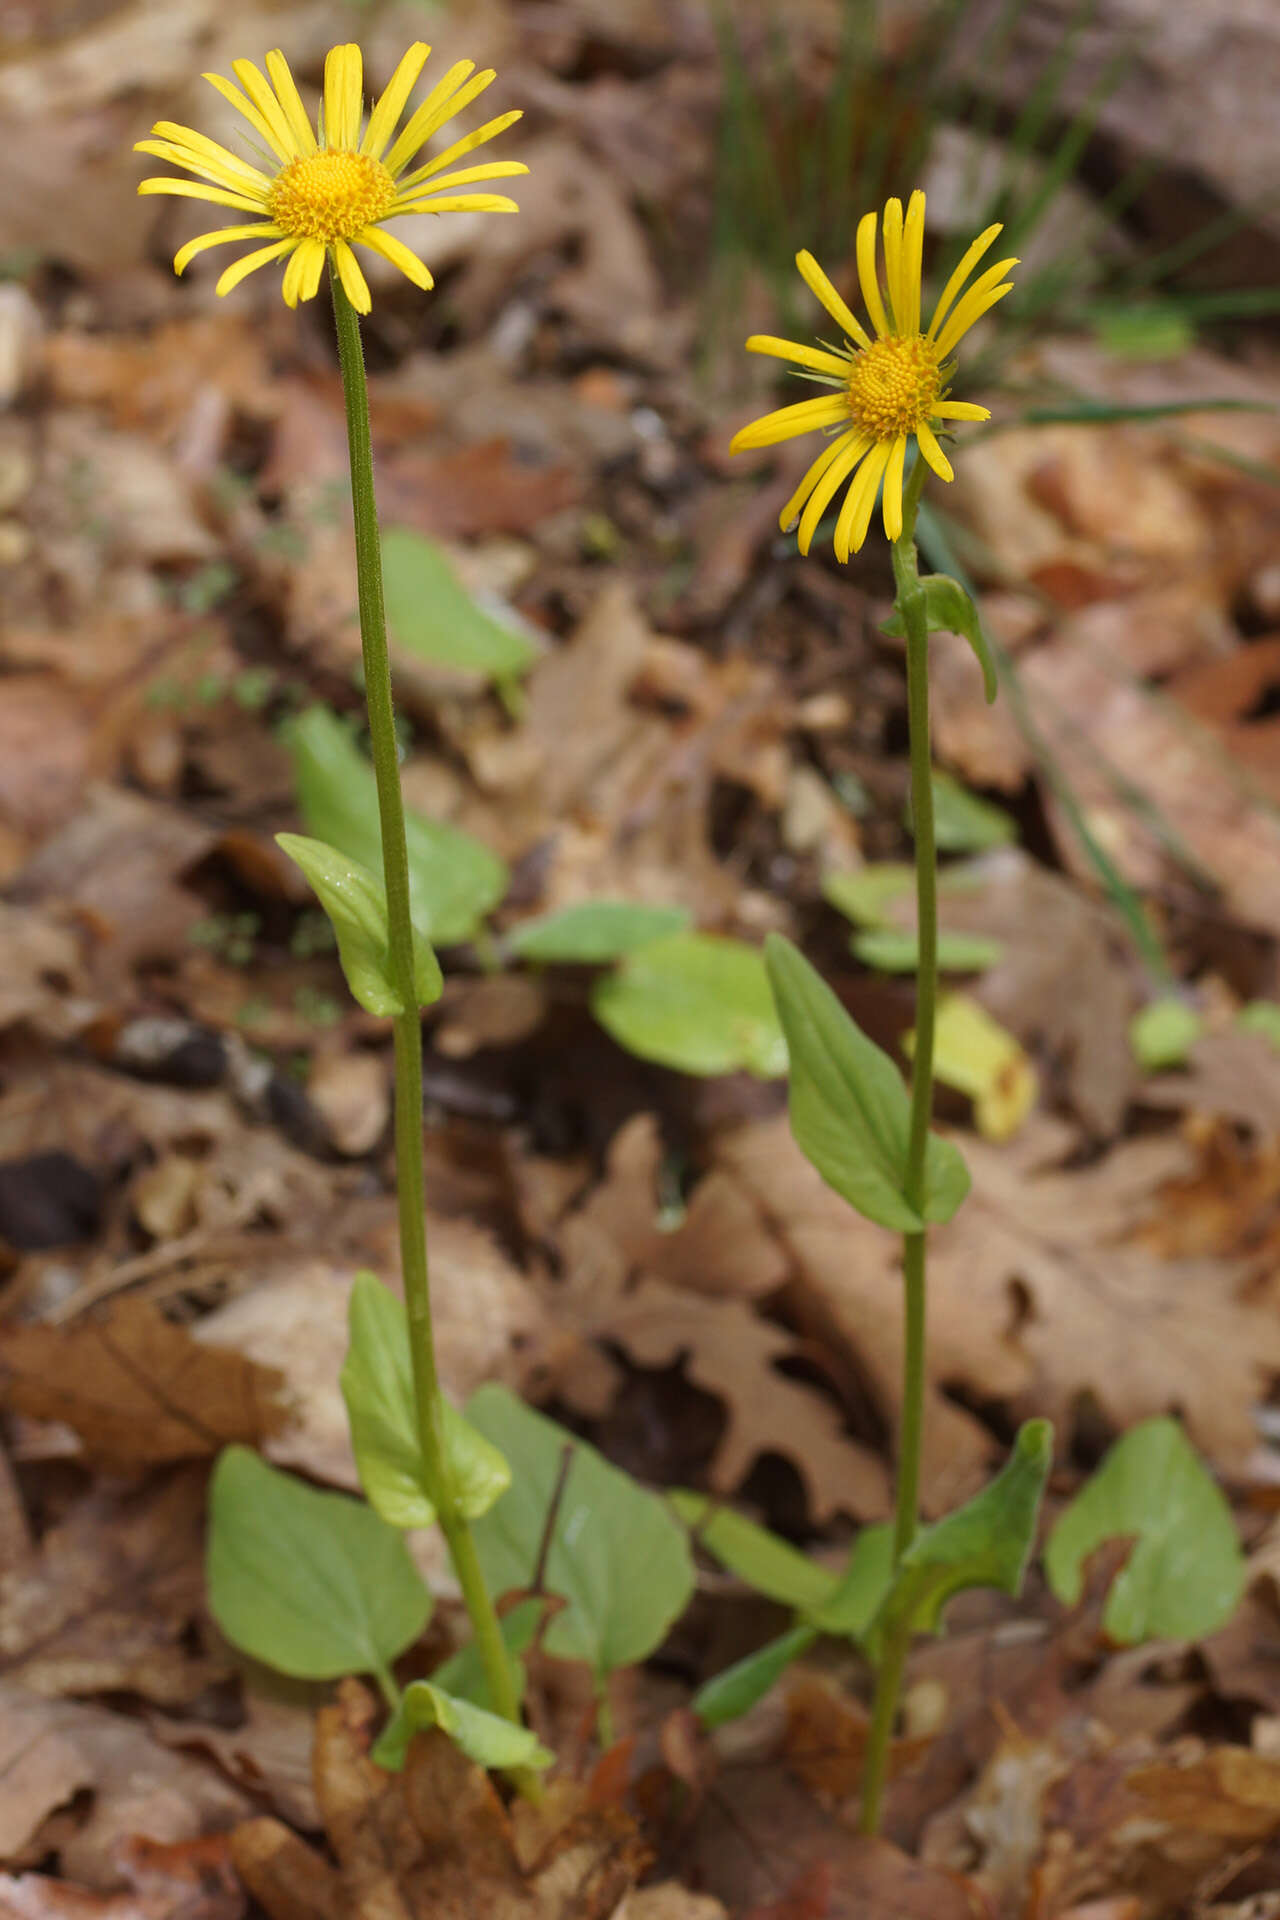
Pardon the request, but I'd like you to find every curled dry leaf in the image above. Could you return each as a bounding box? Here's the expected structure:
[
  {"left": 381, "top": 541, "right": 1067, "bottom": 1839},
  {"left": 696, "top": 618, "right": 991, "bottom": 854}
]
[
  {"left": 0, "top": 1300, "right": 287, "bottom": 1473},
  {"left": 231, "top": 1680, "right": 649, "bottom": 1920}
]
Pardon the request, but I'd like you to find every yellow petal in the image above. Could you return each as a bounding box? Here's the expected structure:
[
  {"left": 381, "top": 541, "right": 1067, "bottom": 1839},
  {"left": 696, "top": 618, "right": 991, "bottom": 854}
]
[
  {"left": 794, "top": 250, "right": 872, "bottom": 350},
  {"left": 174, "top": 222, "right": 281, "bottom": 275},
  {"left": 323, "top": 44, "right": 363, "bottom": 151},
  {"left": 900, "top": 190, "right": 925, "bottom": 337},
  {"left": 880, "top": 434, "right": 908, "bottom": 542},
  {"left": 882, "top": 196, "right": 904, "bottom": 334},
  {"left": 925, "top": 222, "right": 1003, "bottom": 341},
  {"left": 932, "top": 262, "right": 1017, "bottom": 359},
  {"left": 145, "top": 123, "right": 271, "bottom": 189},
  {"left": 855, "top": 209, "right": 890, "bottom": 340},
  {"left": 355, "top": 225, "right": 434, "bottom": 290},
  {"left": 362, "top": 41, "right": 431, "bottom": 159},
  {"left": 777, "top": 433, "right": 853, "bottom": 532},
  {"left": 914, "top": 419, "right": 954, "bottom": 483},
  {"left": 138, "top": 177, "right": 270, "bottom": 214},
  {"left": 746, "top": 334, "right": 851, "bottom": 378},
  {"left": 231, "top": 58, "right": 300, "bottom": 160},
  {"left": 281, "top": 242, "right": 309, "bottom": 308},
  {"left": 834, "top": 438, "right": 890, "bottom": 560},
  {"left": 215, "top": 237, "right": 294, "bottom": 298},
  {"left": 399, "top": 160, "right": 528, "bottom": 198},
  {"left": 332, "top": 238, "right": 372, "bottom": 313},
  {"left": 393, "top": 110, "right": 522, "bottom": 189},
  {"left": 265, "top": 51, "right": 318, "bottom": 156},
  {"left": 202, "top": 71, "right": 291, "bottom": 162},
  {"left": 798, "top": 433, "right": 871, "bottom": 554},
  {"left": 297, "top": 237, "right": 327, "bottom": 303},
  {"left": 931, "top": 400, "right": 989, "bottom": 421},
  {"left": 729, "top": 394, "right": 851, "bottom": 453},
  {"left": 383, "top": 61, "right": 479, "bottom": 176},
  {"left": 393, "top": 193, "right": 519, "bottom": 215},
  {"left": 135, "top": 138, "right": 267, "bottom": 197}
]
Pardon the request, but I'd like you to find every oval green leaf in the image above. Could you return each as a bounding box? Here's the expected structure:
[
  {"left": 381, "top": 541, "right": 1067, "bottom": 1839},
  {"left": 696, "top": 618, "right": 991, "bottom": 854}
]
[
  {"left": 466, "top": 1384, "right": 695, "bottom": 1681},
  {"left": 693, "top": 1624, "right": 817, "bottom": 1730},
  {"left": 1045, "top": 1416, "right": 1244, "bottom": 1645},
  {"left": 207, "top": 1445, "right": 431, "bottom": 1682},
  {"left": 341, "top": 1271, "right": 511, "bottom": 1530},
  {"left": 508, "top": 900, "right": 692, "bottom": 966},
  {"left": 382, "top": 528, "right": 537, "bottom": 687},
  {"left": 592, "top": 932, "right": 787, "bottom": 1079}
]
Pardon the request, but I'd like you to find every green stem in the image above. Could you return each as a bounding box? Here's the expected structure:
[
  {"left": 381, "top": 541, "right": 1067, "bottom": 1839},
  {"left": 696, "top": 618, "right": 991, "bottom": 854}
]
[
  {"left": 859, "top": 452, "right": 935, "bottom": 1838},
  {"left": 329, "top": 269, "right": 522, "bottom": 1743}
]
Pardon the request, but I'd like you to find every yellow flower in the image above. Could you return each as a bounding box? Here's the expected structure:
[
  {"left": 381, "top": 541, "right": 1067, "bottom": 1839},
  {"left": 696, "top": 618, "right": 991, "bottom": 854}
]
[
  {"left": 730, "top": 192, "right": 1016, "bottom": 557},
  {"left": 135, "top": 43, "right": 526, "bottom": 314}
]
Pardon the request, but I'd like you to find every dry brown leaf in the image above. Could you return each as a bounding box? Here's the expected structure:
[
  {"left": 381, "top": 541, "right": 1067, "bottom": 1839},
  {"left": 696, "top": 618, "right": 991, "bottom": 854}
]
[
  {"left": 0, "top": 1685, "right": 248, "bottom": 1886},
  {"left": 561, "top": 1114, "right": 787, "bottom": 1301},
  {"left": 0, "top": 1468, "right": 226, "bottom": 1706},
  {"left": 1140, "top": 1030, "right": 1280, "bottom": 1141},
  {"left": 577, "top": 1280, "right": 889, "bottom": 1522},
  {"left": 0, "top": 1833, "right": 244, "bottom": 1920},
  {"left": 718, "top": 1112, "right": 1280, "bottom": 1497},
  {"left": 783, "top": 1673, "right": 930, "bottom": 1805},
  {"left": 152, "top": 1690, "right": 320, "bottom": 1834},
  {"left": 0, "top": 1300, "right": 287, "bottom": 1472},
  {"left": 233, "top": 1681, "right": 648, "bottom": 1920}
]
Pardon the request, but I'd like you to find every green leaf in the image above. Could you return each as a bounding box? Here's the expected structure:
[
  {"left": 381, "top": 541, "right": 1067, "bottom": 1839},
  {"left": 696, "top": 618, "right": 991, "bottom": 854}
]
[
  {"left": 431, "top": 1596, "right": 544, "bottom": 1714},
  {"left": 286, "top": 705, "right": 508, "bottom": 946},
  {"left": 920, "top": 772, "right": 1017, "bottom": 854},
  {"left": 341, "top": 1272, "right": 511, "bottom": 1530},
  {"left": 693, "top": 1624, "right": 817, "bottom": 1729},
  {"left": 882, "top": 575, "right": 998, "bottom": 704},
  {"left": 371, "top": 1679, "right": 553, "bottom": 1774},
  {"left": 382, "top": 528, "right": 537, "bottom": 688},
  {"left": 668, "top": 1491, "right": 837, "bottom": 1614},
  {"left": 764, "top": 933, "right": 970, "bottom": 1232},
  {"left": 591, "top": 932, "right": 787, "bottom": 1079},
  {"left": 276, "top": 833, "right": 442, "bottom": 1016},
  {"left": 852, "top": 928, "right": 1003, "bottom": 975},
  {"left": 1238, "top": 1000, "right": 1280, "bottom": 1049},
  {"left": 808, "top": 1524, "right": 895, "bottom": 1639},
  {"left": 1044, "top": 1417, "right": 1244, "bottom": 1645},
  {"left": 1130, "top": 997, "right": 1203, "bottom": 1071},
  {"left": 508, "top": 901, "right": 692, "bottom": 966},
  {"left": 822, "top": 864, "right": 915, "bottom": 930},
  {"left": 466, "top": 1385, "right": 695, "bottom": 1682},
  {"left": 206, "top": 1445, "right": 431, "bottom": 1682},
  {"left": 873, "top": 1420, "right": 1052, "bottom": 1648}
]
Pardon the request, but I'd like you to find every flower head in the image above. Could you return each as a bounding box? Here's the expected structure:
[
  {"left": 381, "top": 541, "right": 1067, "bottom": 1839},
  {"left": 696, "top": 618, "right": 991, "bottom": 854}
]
[
  {"left": 135, "top": 43, "right": 526, "bottom": 313},
  {"left": 730, "top": 192, "right": 1016, "bottom": 557}
]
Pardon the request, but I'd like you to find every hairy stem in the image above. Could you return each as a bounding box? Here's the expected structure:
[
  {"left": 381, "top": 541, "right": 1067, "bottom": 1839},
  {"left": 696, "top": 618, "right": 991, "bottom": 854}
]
[
  {"left": 329, "top": 270, "right": 522, "bottom": 1744},
  {"left": 859, "top": 452, "right": 936, "bottom": 1837}
]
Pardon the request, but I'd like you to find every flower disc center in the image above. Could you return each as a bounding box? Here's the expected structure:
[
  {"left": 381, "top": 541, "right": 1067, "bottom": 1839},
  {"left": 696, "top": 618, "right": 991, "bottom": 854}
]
[
  {"left": 846, "top": 334, "right": 941, "bottom": 439},
  {"left": 269, "top": 150, "right": 397, "bottom": 244}
]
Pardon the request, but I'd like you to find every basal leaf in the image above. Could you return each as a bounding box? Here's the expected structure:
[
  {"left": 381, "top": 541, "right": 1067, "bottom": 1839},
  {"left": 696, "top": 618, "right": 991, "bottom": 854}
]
[
  {"left": 286, "top": 705, "right": 507, "bottom": 946},
  {"left": 276, "top": 833, "right": 442, "bottom": 1015},
  {"left": 1130, "top": 997, "right": 1202, "bottom": 1071},
  {"left": 921, "top": 772, "right": 1017, "bottom": 854},
  {"left": 852, "top": 927, "right": 1003, "bottom": 975},
  {"left": 466, "top": 1385, "right": 695, "bottom": 1682},
  {"left": 341, "top": 1272, "right": 511, "bottom": 1530},
  {"left": 669, "top": 1491, "right": 836, "bottom": 1614},
  {"left": 382, "top": 528, "right": 537, "bottom": 688},
  {"left": 592, "top": 932, "right": 787, "bottom": 1079},
  {"left": 207, "top": 1445, "right": 431, "bottom": 1682},
  {"left": 371, "top": 1679, "right": 552, "bottom": 1774},
  {"left": 1045, "top": 1416, "right": 1244, "bottom": 1645},
  {"left": 764, "top": 934, "right": 969, "bottom": 1231},
  {"left": 509, "top": 901, "right": 691, "bottom": 966},
  {"left": 431, "top": 1596, "right": 544, "bottom": 1714},
  {"left": 807, "top": 1524, "right": 895, "bottom": 1639},
  {"left": 693, "top": 1624, "right": 817, "bottom": 1729}
]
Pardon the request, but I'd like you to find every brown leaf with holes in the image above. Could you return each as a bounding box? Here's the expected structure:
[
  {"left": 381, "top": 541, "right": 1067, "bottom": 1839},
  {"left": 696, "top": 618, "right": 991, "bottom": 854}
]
[
  {"left": 232, "top": 1680, "right": 649, "bottom": 1920},
  {"left": 0, "top": 1468, "right": 227, "bottom": 1706},
  {"left": 0, "top": 1299, "right": 287, "bottom": 1472}
]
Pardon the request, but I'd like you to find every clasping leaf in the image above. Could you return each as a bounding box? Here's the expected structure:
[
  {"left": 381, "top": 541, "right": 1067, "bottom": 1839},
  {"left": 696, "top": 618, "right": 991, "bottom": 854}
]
[
  {"left": 276, "top": 832, "right": 441, "bottom": 1016},
  {"left": 882, "top": 573, "right": 998, "bottom": 704}
]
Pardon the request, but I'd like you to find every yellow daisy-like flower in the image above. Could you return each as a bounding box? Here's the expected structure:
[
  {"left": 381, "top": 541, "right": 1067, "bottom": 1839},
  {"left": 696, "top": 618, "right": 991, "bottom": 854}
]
[
  {"left": 730, "top": 191, "right": 1016, "bottom": 558},
  {"left": 135, "top": 42, "right": 526, "bottom": 314}
]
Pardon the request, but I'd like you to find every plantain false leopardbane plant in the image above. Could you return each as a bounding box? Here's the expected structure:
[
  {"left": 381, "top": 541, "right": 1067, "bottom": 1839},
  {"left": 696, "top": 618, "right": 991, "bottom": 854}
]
[{"left": 724, "top": 192, "right": 1053, "bottom": 1835}]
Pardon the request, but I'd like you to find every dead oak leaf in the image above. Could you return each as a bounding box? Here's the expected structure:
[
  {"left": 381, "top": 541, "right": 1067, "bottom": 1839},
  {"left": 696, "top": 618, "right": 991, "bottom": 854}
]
[
  {"left": 232, "top": 1681, "right": 648, "bottom": 1920},
  {"left": 718, "top": 1115, "right": 1280, "bottom": 1495},
  {"left": 0, "top": 1468, "right": 227, "bottom": 1707},
  {"left": 579, "top": 1281, "right": 890, "bottom": 1523},
  {"left": 0, "top": 1299, "right": 287, "bottom": 1472},
  {"left": 0, "top": 1834, "right": 243, "bottom": 1920}
]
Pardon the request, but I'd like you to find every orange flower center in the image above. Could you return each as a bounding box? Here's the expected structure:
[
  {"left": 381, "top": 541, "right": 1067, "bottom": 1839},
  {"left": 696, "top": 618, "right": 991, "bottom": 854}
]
[
  {"left": 846, "top": 334, "right": 941, "bottom": 440},
  {"left": 269, "top": 150, "right": 397, "bottom": 244}
]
